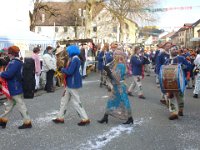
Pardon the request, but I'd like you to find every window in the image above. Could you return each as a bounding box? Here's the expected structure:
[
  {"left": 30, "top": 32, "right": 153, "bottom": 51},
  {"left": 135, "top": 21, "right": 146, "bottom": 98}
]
[
  {"left": 42, "top": 14, "right": 45, "bottom": 23},
  {"left": 93, "top": 26, "right": 97, "bottom": 32},
  {"left": 125, "top": 23, "right": 129, "bottom": 30},
  {"left": 64, "top": 27, "right": 68, "bottom": 32},
  {"left": 38, "top": 27, "right": 41, "bottom": 33},
  {"left": 113, "top": 26, "right": 117, "bottom": 33},
  {"left": 55, "top": 27, "right": 59, "bottom": 32}
]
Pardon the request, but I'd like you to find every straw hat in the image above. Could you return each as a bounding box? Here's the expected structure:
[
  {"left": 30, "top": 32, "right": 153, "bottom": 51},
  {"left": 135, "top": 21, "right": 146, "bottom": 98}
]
[
  {"left": 55, "top": 47, "right": 64, "bottom": 55},
  {"left": 158, "top": 42, "right": 176, "bottom": 49}
]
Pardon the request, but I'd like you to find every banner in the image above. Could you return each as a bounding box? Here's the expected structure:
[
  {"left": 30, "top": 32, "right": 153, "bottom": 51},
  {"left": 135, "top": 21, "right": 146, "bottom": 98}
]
[{"left": 144, "top": 6, "right": 200, "bottom": 13}]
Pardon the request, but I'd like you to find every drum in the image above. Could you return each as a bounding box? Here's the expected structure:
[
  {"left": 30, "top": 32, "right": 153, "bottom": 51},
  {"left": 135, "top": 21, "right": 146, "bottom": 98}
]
[{"left": 159, "top": 64, "right": 185, "bottom": 93}]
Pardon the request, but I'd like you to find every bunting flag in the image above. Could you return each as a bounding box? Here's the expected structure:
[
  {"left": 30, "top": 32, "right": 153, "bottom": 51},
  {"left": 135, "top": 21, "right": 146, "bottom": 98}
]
[{"left": 144, "top": 6, "right": 200, "bottom": 13}]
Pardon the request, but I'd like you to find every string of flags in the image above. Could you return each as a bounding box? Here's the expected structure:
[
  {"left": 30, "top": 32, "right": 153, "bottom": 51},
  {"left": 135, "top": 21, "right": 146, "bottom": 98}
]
[{"left": 144, "top": 6, "right": 200, "bottom": 13}]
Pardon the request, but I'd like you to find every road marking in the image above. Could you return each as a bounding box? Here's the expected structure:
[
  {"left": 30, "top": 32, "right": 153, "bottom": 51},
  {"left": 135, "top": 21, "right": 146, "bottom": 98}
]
[
  {"left": 78, "top": 117, "right": 151, "bottom": 150},
  {"left": 10, "top": 110, "right": 59, "bottom": 127},
  {"left": 102, "top": 96, "right": 109, "bottom": 98},
  {"left": 83, "top": 80, "right": 100, "bottom": 84}
]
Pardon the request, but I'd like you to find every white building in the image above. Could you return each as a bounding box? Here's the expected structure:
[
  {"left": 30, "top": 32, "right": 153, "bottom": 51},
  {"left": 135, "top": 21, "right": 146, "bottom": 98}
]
[{"left": 0, "top": 0, "right": 55, "bottom": 55}]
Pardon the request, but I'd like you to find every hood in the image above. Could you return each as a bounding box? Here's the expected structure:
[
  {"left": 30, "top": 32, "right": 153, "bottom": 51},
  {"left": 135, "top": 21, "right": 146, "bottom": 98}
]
[{"left": 66, "top": 45, "right": 80, "bottom": 57}]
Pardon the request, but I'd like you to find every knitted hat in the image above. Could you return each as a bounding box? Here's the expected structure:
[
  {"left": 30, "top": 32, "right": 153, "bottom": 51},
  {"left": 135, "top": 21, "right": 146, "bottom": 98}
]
[
  {"left": 66, "top": 45, "right": 80, "bottom": 57},
  {"left": 8, "top": 46, "right": 20, "bottom": 54}
]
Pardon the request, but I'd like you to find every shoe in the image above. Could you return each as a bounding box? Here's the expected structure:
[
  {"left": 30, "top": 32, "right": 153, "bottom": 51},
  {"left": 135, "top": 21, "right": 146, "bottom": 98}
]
[
  {"left": 0, "top": 122, "right": 7, "bottom": 129},
  {"left": 178, "top": 110, "right": 184, "bottom": 116},
  {"left": 97, "top": 114, "right": 108, "bottom": 124},
  {"left": 138, "top": 95, "right": 146, "bottom": 99},
  {"left": 127, "top": 92, "right": 134, "bottom": 96},
  {"left": 52, "top": 118, "right": 64, "bottom": 124},
  {"left": 160, "top": 99, "right": 167, "bottom": 105},
  {"left": 99, "top": 83, "right": 103, "bottom": 88},
  {"left": 186, "top": 87, "right": 192, "bottom": 89},
  {"left": 0, "top": 118, "right": 8, "bottom": 129},
  {"left": 107, "top": 87, "right": 112, "bottom": 92},
  {"left": 123, "top": 117, "right": 134, "bottom": 125},
  {"left": 193, "top": 94, "right": 198, "bottom": 98},
  {"left": 47, "top": 90, "right": 54, "bottom": 93},
  {"left": 168, "top": 114, "right": 178, "bottom": 120},
  {"left": 78, "top": 119, "right": 90, "bottom": 126},
  {"left": 18, "top": 122, "right": 32, "bottom": 129}
]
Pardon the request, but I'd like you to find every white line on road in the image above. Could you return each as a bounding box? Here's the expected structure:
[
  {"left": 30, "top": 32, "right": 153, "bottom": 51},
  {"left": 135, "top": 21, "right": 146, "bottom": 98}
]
[
  {"left": 83, "top": 80, "right": 100, "bottom": 84},
  {"left": 78, "top": 117, "right": 151, "bottom": 150}
]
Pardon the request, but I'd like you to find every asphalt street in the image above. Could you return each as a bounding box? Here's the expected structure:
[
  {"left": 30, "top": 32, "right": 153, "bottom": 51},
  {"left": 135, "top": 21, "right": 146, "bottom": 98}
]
[{"left": 1, "top": 72, "right": 200, "bottom": 150}]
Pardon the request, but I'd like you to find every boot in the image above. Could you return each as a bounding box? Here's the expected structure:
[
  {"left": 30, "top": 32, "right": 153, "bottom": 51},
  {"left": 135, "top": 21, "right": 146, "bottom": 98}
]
[
  {"left": 99, "top": 83, "right": 103, "bottom": 88},
  {"left": 97, "top": 114, "right": 108, "bottom": 124},
  {"left": 127, "top": 91, "right": 134, "bottom": 96},
  {"left": 123, "top": 117, "right": 134, "bottom": 125},
  {"left": 77, "top": 119, "right": 90, "bottom": 126},
  {"left": 160, "top": 99, "right": 167, "bottom": 105},
  {"left": 52, "top": 118, "right": 64, "bottom": 124},
  {"left": 169, "top": 113, "right": 178, "bottom": 120},
  {"left": 18, "top": 121, "right": 32, "bottom": 129},
  {"left": 193, "top": 94, "right": 198, "bottom": 98},
  {"left": 0, "top": 118, "right": 8, "bottom": 129},
  {"left": 138, "top": 95, "right": 146, "bottom": 99},
  {"left": 178, "top": 109, "right": 184, "bottom": 116}
]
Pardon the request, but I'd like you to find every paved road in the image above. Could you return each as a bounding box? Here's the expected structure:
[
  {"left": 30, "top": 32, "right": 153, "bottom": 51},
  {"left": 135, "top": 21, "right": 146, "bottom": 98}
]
[{"left": 1, "top": 72, "right": 200, "bottom": 150}]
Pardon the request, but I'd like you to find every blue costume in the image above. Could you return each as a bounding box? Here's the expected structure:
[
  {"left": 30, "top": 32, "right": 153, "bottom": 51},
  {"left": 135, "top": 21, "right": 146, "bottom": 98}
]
[{"left": 106, "top": 63, "right": 132, "bottom": 120}]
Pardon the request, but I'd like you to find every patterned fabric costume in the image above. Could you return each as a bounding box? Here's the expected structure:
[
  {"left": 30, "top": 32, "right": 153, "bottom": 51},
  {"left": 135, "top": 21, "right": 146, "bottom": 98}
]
[{"left": 106, "top": 63, "right": 132, "bottom": 120}]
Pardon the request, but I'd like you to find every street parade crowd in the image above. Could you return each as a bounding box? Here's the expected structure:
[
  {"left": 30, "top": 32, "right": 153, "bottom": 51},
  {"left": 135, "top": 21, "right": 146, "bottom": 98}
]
[{"left": 0, "top": 41, "right": 200, "bottom": 129}]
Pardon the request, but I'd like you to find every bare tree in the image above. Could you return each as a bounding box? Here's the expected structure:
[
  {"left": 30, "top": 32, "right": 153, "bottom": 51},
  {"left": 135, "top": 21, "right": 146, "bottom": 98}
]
[
  {"left": 29, "top": 0, "right": 60, "bottom": 31},
  {"left": 102, "top": 0, "right": 157, "bottom": 42}
]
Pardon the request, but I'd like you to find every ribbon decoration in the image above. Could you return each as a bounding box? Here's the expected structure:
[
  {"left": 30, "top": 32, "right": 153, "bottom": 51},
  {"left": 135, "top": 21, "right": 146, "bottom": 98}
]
[{"left": 144, "top": 6, "right": 200, "bottom": 13}]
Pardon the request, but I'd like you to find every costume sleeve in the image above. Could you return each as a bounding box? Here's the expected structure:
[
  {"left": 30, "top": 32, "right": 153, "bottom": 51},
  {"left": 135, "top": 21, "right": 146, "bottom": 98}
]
[
  {"left": 181, "top": 57, "right": 192, "bottom": 71},
  {"left": 1, "top": 61, "right": 20, "bottom": 79},
  {"left": 131, "top": 56, "right": 143, "bottom": 66},
  {"left": 61, "top": 57, "right": 78, "bottom": 75}
]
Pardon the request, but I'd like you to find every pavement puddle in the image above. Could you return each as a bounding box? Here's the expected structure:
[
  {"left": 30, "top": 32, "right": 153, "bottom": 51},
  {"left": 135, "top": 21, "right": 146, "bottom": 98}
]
[{"left": 78, "top": 117, "right": 151, "bottom": 150}]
